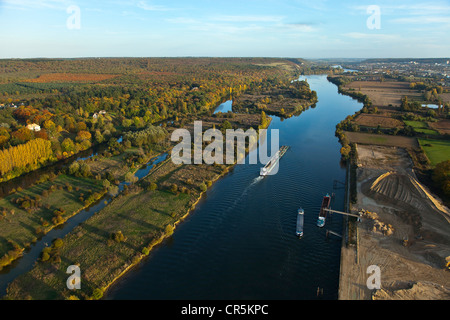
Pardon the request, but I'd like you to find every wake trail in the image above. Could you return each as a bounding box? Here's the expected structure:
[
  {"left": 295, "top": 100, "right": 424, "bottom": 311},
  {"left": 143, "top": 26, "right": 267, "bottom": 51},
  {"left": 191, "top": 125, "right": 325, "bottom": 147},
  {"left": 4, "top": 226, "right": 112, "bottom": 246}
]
[{"left": 224, "top": 176, "right": 264, "bottom": 212}]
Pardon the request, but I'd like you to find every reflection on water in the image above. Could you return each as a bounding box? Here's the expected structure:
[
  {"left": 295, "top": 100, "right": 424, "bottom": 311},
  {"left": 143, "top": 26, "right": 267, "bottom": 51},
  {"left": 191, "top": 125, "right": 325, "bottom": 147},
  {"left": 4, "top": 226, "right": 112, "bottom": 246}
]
[{"left": 213, "top": 100, "right": 233, "bottom": 114}]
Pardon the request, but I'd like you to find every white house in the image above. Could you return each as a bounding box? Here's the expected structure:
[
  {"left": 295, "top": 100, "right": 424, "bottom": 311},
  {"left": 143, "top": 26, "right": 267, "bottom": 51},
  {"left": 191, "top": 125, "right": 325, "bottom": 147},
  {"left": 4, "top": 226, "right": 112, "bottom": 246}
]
[{"left": 27, "top": 123, "right": 41, "bottom": 132}]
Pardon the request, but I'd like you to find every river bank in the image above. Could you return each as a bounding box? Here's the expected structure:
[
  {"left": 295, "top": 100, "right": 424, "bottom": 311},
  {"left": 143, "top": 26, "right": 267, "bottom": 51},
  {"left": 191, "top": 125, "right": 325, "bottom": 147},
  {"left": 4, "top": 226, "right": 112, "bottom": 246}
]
[
  {"left": 4, "top": 74, "right": 352, "bottom": 300},
  {"left": 105, "top": 74, "right": 363, "bottom": 300},
  {"left": 3, "top": 108, "right": 274, "bottom": 299},
  {"left": 338, "top": 144, "right": 450, "bottom": 300}
]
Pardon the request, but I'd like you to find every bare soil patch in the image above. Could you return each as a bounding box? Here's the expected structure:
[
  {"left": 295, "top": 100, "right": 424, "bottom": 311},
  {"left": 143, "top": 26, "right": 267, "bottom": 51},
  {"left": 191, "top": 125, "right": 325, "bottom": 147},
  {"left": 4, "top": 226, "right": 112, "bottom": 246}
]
[
  {"left": 428, "top": 119, "right": 450, "bottom": 135},
  {"left": 354, "top": 113, "right": 404, "bottom": 129},
  {"left": 25, "top": 73, "right": 118, "bottom": 83},
  {"left": 339, "top": 145, "right": 450, "bottom": 300},
  {"left": 344, "top": 81, "right": 422, "bottom": 107}
]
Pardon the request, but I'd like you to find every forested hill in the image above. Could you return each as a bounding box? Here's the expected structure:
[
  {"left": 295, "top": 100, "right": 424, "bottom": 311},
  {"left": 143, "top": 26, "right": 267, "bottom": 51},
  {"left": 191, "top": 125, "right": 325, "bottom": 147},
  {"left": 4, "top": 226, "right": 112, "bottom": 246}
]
[{"left": 0, "top": 57, "right": 305, "bottom": 182}]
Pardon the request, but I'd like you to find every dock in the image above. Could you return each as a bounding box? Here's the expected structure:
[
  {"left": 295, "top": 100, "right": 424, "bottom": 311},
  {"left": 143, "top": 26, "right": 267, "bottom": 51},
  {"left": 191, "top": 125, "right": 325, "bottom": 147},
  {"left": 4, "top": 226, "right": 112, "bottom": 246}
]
[{"left": 323, "top": 208, "right": 361, "bottom": 219}]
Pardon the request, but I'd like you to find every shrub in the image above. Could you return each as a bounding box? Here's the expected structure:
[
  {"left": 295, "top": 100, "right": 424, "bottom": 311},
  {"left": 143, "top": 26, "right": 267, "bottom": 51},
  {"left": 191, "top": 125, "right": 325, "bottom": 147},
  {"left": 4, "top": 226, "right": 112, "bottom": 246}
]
[
  {"left": 111, "top": 231, "right": 126, "bottom": 243},
  {"left": 92, "top": 288, "right": 104, "bottom": 300},
  {"left": 199, "top": 182, "right": 207, "bottom": 192}
]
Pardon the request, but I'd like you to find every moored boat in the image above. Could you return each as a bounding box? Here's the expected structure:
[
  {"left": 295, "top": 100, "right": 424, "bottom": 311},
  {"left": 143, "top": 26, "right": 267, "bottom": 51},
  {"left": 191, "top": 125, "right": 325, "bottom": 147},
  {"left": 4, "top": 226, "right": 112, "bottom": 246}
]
[{"left": 316, "top": 194, "right": 331, "bottom": 228}]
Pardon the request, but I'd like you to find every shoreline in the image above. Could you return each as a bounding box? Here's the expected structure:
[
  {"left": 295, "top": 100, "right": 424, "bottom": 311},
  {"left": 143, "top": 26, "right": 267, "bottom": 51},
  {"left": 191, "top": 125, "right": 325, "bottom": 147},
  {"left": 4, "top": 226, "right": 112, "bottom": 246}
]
[
  {"left": 101, "top": 160, "right": 235, "bottom": 298},
  {"left": 101, "top": 119, "right": 272, "bottom": 299},
  {"left": 4, "top": 117, "right": 274, "bottom": 300}
]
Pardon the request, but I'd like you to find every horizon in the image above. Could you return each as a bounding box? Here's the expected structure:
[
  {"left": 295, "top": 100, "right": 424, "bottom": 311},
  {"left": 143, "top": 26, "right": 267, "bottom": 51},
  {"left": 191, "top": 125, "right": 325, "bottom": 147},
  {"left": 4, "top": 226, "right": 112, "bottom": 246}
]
[
  {"left": 1, "top": 0, "right": 449, "bottom": 59},
  {"left": 0, "top": 56, "right": 449, "bottom": 60}
]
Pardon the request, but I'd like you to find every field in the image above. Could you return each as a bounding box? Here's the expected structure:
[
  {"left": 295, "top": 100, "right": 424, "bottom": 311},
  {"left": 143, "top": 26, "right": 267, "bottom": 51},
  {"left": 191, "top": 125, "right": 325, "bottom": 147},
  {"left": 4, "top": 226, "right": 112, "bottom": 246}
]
[
  {"left": 428, "top": 120, "right": 450, "bottom": 135},
  {"left": 354, "top": 113, "right": 404, "bottom": 128},
  {"left": 24, "top": 73, "right": 119, "bottom": 83},
  {"left": 0, "top": 175, "right": 103, "bottom": 266},
  {"left": 418, "top": 138, "right": 450, "bottom": 166},
  {"left": 343, "top": 81, "right": 423, "bottom": 107},
  {"left": 404, "top": 121, "right": 439, "bottom": 135},
  {"left": 4, "top": 153, "right": 233, "bottom": 299},
  {"left": 345, "top": 131, "right": 419, "bottom": 149},
  {"left": 4, "top": 185, "right": 194, "bottom": 299}
]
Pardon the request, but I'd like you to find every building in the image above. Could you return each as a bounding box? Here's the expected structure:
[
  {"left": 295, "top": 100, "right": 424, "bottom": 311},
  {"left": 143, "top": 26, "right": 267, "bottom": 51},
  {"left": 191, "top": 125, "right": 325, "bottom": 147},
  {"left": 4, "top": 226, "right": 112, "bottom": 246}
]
[{"left": 26, "top": 123, "right": 41, "bottom": 132}]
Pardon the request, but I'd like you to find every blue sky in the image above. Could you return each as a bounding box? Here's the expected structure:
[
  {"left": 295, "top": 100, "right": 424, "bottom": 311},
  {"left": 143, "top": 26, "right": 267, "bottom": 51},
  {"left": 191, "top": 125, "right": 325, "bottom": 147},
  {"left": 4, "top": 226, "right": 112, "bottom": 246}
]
[{"left": 1, "top": 0, "right": 449, "bottom": 58}]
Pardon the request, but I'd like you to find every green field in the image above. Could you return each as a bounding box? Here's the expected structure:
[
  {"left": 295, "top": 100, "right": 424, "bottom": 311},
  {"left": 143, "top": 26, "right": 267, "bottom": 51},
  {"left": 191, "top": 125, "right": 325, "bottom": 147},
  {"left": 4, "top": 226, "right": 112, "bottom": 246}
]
[
  {"left": 0, "top": 175, "right": 103, "bottom": 265},
  {"left": 5, "top": 186, "right": 194, "bottom": 299},
  {"left": 404, "top": 120, "right": 439, "bottom": 135},
  {"left": 418, "top": 138, "right": 450, "bottom": 166}
]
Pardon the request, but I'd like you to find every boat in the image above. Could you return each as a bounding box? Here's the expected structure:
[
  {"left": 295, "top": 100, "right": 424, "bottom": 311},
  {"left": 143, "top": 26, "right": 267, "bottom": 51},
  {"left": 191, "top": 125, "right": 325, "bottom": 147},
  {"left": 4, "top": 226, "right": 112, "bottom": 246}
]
[
  {"left": 296, "top": 208, "right": 304, "bottom": 237},
  {"left": 316, "top": 194, "right": 331, "bottom": 228},
  {"left": 260, "top": 145, "right": 289, "bottom": 176}
]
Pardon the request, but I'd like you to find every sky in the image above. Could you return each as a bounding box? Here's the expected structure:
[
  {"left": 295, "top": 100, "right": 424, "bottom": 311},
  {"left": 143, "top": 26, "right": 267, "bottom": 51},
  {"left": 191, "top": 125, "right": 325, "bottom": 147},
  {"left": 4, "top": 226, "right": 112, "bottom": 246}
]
[{"left": 0, "top": 0, "right": 449, "bottom": 59}]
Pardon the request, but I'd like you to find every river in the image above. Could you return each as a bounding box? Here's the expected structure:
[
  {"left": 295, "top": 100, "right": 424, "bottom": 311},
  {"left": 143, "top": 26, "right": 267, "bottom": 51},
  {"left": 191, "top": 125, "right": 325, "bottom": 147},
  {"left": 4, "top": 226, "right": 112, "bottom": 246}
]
[{"left": 104, "top": 75, "right": 363, "bottom": 300}]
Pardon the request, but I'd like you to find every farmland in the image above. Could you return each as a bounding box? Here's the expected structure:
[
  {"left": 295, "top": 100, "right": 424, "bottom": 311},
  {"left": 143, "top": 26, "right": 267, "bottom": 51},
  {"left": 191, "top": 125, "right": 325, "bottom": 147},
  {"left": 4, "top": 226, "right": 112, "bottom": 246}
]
[
  {"left": 25, "top": 73, "right": 119, "bottom": 83},
  {"left": 354, "top": 113, "right": 404, "bottom": 128},
  {"left": 404, "top": 121, "right": 439, "bottom": 135},
  {"left": 0, "top": 174, "right": 104, "bottom": 270},
  {"left": 428, "top": 119, "right": 450, "bottom": 135},
  {"left": 418, "top": 138, "right": 450, "bottom": 167},
  {"left": 344, "top": 131, "right": 419, "bottom": 149},
  {"left": 343, "top": 81, "right": 423, "bottom": 107}
]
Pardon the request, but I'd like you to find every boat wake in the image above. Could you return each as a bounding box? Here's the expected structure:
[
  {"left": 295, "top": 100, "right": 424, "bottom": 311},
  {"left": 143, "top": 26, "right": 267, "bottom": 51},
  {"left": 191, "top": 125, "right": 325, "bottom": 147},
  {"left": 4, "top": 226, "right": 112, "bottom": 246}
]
[
  {"left": 223, "top": 175, "right": 263, "bottom": 213},
  {"left": 251, "top": 176, "right": 263, "bottom": 185}
]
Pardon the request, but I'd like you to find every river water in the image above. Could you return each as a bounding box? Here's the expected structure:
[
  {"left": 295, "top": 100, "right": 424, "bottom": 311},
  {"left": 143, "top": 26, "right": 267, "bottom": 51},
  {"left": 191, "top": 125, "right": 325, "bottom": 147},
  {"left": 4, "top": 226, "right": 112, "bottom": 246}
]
[{"left": 105, "top": 75, "right": 363, "bottom": 300}]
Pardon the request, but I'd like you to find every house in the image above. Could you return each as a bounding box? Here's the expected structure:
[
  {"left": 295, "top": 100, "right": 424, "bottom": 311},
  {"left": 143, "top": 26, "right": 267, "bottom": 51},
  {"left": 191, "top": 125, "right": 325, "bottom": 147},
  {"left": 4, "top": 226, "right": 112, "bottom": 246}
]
[
  {"left": 27, "top": 123, "right": 41, "bottom": 132},
  {"left": 99, "top": 110, "right": 107, "bottom": 115},
  {"left": 92, "top": 113, "right": 98, "bottom": 119}
]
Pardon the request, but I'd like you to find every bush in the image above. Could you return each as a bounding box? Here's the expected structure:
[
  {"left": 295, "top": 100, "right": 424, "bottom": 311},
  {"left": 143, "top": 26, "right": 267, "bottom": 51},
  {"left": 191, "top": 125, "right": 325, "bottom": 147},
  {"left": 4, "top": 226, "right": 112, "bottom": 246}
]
[
  {"left": 111, "top": 231, "right": 126, "bottom": 243},
  {"left": 164, "top": 224, "right": 174, "bottom": 236},
  {"left": 92, "top": 288, "right": 104, "bottom": 300},
  {"left": 199, "top": 182, "right": 207, "bottom": 192},
  {"left": 52, "top": 238, "right": 64, "bottom": 249}
]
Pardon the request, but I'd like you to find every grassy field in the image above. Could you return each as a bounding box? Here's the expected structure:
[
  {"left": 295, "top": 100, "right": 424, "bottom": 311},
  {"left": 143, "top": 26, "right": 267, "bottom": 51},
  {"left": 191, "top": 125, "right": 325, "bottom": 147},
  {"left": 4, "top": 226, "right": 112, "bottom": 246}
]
[
  {"left": 0, "top": 175, "right": 104, "bottom": 266},
  {"left": 404, "top": 120, "right": 439, "bottom": 135},
  {"left": 418, "top": 138, "right": 450, "bottom": 167},
  {"left": 4, "top": 155, "right": 231, "bottom": 299},
  {"left": 345, "top": 131, "right": 419, "bottom": 149},
  {"left": 4, "top": 185, "right": 193, "bottom": 300}
]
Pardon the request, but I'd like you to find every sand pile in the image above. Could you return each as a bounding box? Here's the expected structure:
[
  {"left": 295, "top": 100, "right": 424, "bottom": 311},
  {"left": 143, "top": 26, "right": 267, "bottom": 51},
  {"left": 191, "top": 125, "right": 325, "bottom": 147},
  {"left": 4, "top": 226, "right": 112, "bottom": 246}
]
[
  {"left": 373, "top": 281, "right": 450, "bottom": 300},
  {"left": 359, "top": 209, "right": 394, "bottom": 236}
]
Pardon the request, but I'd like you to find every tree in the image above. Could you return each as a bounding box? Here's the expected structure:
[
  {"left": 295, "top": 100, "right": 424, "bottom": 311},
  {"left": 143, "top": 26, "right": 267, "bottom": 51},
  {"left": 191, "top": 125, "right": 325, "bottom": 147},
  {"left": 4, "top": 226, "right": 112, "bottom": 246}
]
[
  {"left": 92, "top": 288, "right": 104, "bottom": 300},
  {"left": 0, "top": 138, "right": 52, "bottom": 176},
  {"left": 112, "top": 231, "right": 126, "bottom": 243},
  {"left": 76, "top": 130, "right": 91, "bottom": 142},
  {"left": 433, "top": 160, "right": 450, "bottom": 197},
  {"left": 95, "top": 130, "right": 104, "bottom": 143},
  {"left": 221, "top": 120, "right": 232, "bottom": 131},
  {"left": 61, "top": 138, "right": 75, "bottom": 153},
  {"left": 125, "top": 172, "right": 138, "bottom": 184},
  {"left": 170, "top": 183, "right": 178, "bottom": 194}
]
